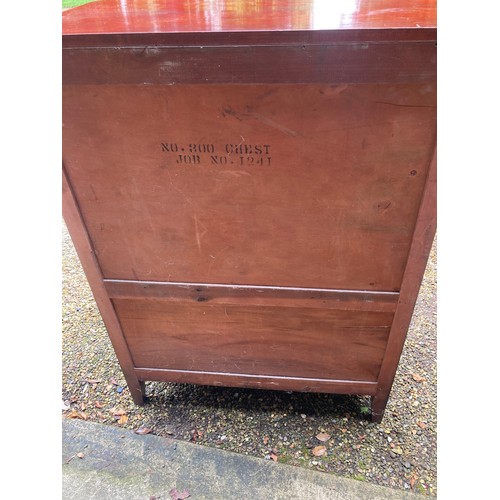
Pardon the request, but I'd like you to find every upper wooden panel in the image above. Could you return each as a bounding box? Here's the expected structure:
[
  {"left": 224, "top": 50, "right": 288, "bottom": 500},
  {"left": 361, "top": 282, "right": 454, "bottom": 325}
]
[
  {"left": 63, "top": 82, "right": 436, "bottom": 290},
  {"left": 63, "top": 0, "right": 436, "bottom": 36}
]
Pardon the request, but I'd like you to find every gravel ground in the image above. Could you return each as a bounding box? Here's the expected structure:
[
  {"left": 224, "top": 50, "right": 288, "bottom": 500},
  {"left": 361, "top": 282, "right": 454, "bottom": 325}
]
[{"left": 62, "top": 221, "right": 437, "bottom": 496}]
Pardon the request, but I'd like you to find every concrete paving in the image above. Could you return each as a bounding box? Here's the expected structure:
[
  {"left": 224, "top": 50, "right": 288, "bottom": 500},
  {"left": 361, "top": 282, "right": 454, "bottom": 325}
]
[{"left": 62, "top": 419, "right": 424, "bottom": 499}]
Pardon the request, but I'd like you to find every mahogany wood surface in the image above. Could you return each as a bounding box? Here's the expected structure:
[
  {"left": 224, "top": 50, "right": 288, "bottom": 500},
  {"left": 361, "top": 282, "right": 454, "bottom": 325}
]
[
  {"left": 62, "top": 167, "right": 145, "bottom": 405},
  {"left": 62, "top": 0, "right": 436, "bottom": 35},
  {"left": 371, "top": 148, "right": 436, "bottom": 422},
  {"left": 104, "top": 280, "right": 399, "bottom": 313},
  {"left": 62, "top": 0, "right": 437, "bottom": 421},
  {"left": 63, "top": 44, "right": 436, "bottom": 86},
  {"left": 134, "top": 368, "right": 378, "bottom": 396},
  {"left": 114, "top": 298, "right": 392, "bottom": 381},
  {"left": 63, "top": 83, "right": 435, "bottom": 290}
]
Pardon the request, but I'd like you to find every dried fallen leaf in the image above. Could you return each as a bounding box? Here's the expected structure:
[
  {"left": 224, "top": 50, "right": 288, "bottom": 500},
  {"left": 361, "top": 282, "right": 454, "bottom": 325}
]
[
  {"left": 312, "top": 445, "right": 327, "bottom": 457},
  {"left": 416, "top": 421, "right": 427, "bottom": 429},
  {"left": 118, "top": 414, "right": 128, "bottom": 425},
  {"left": 112, "top": 408, "right": 127, "bottom": 416},
  {"left": 169, "top": 488, "right": 190, "bottom": 500},
  {"left": 410, "top": 476, "right": 417, "bottom": 489},
  {"left": 190, "top": 429, "right": 203, "bottom": 442},
  {"left": 85, "top": 379, "right": 101, "bottom": 385},
  {"left": 110, "top": 377, "right": 119, "bottom": 385},
  {"left": 263, "top": 436, "right": 269, "bottom": 445},
  {"left": 270, "top": 453, "right": 278, "bottom": 462},
  {"left": 315, "top": 432, "right": 331, "bottom": 442},
  {"left": 135, "top": 427, "right": 152, "bottom": 435},
  {"left": 411, "top": 373, "right": 425, "bottom": 383},
  {"left": 66, "top": 410, "right": 87, "bottom": 420},
  {"left": 95, "top": 401, "right": 104, "bottom": 409}
]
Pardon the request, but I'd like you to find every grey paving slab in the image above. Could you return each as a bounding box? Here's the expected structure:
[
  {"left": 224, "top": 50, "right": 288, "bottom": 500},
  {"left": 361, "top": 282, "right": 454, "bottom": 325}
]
[{"left": 62, "top": 419, "right": 424, "bottom": 500}]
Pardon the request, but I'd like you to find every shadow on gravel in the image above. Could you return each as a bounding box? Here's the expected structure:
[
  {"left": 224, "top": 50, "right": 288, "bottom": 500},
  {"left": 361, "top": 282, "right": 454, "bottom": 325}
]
[{"left": 143, "top": 382, "right": 372, "bottom": 439}]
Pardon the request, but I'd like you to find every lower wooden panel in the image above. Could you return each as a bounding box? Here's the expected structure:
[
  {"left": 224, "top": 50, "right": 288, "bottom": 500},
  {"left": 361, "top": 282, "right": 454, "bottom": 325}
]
[{"left": 114, "top": 298, "right": 393, "bottom": 383}]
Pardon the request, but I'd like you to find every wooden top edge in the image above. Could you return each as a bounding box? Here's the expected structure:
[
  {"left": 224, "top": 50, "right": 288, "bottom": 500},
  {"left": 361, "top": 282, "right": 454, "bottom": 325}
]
[
  {"left": 63, "top": 0, "right": 436, "bottom": 37},
  {"left": 62, "top": 28, "right": 437, "bottom": 49}
]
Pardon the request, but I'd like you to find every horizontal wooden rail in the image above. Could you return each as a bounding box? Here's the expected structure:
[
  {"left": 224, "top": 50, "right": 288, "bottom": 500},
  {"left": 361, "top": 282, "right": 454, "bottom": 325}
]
[
  {"left": 63, "top": 29, "right": 437, "bottom": 49},
  {"left": 135, "top": 367, "right": 378, "bottom": 395},
  {"left": 105, "top": 280, "right": 399, "bottom": 313},
  {"left": 63, "top": 42, "right": 436, "bottom": 85}
]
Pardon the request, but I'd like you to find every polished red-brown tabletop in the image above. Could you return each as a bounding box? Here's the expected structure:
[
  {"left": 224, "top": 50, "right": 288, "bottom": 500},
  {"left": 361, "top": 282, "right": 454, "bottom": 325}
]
[{"left": 63, "top": 0, "right": 436, "bottom": 34}]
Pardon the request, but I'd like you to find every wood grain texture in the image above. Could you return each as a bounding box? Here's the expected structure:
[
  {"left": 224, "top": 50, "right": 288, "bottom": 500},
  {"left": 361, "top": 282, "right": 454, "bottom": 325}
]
[
  {"left": 62, "top": 167, "right": 145, "bottom": 405},
  {"left": 371, "top": 148, "right": 436, "bottom": 422},
  {"left": 63, "top": 83, "right": 436, "bottom": 291},
  {"left": 62, "top": 0, "right": 437, "bottom": 35},
  {"left": 104, "top": 280, "right": 399, "bottom": 312},
  {"left": 114, "top": 298, "right": 393, "bottom": 382},
  {"left": 62, "top": 0, "right": 437, "bottom": 420},
  {"left": 135, "top": 367, "right": 378, "bottom": 395},
  {"left": 62, "top": 42, "right": 436, "bottom": 85},
  {"left": 63, "top": 28, "right": 437, "bottom": 50}
]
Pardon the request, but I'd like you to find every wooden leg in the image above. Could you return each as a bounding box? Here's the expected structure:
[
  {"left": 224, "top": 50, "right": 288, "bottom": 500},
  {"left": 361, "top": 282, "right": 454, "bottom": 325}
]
[
  {"left": 128, "top": 379, "right": 147, "bottom": 406},
  {"left": 370, "top": 392, "right": 389, "bottom": 423}
]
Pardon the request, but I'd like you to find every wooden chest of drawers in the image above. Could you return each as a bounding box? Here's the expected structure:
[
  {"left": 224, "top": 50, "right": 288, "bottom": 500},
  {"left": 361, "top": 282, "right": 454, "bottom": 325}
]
[{"left": 62, "top": 0, "right": 436, "bottom": 422}]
